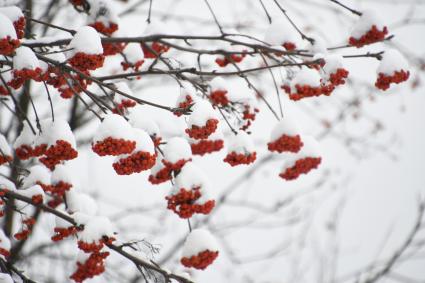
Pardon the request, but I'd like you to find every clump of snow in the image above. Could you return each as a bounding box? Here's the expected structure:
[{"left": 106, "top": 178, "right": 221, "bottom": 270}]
[
  {"left": 163, "top": 137, "right": 192, "bottom": 163},
  {"left": 123, "top": 43, "right": 144, "bottom": 63},
  {"left": 13, "top": 46, "right": 40, "bottom": 71},
  {"left": 68, "top": 26, "right": 103, "bottom": 56},
  {"left": 176, "top": 82, "right": 199, "bottom": 106},
  {"left": 128, "top": 107, "right": 161, "bottom": 138},
  {"left": 291, "top": 68, "right": 321, "bottom": 88},
  {"left": 20, "top": 184, "right": 45, "bottom": 200},
  {"left": 227, "top": 131, "right": 255, "bottom": 154},
  {"left": 377, "top": 49, "right": 409, "bottom": 75},
  {"left": 209, "top": 77, "right": 228, "bottom": 92},
  {"left": 0, "top": 228, "right": 11, "bottom": 258},
  {"left": 54, "top": 210, "right": 73, "bottom": 229},
  {"left": 175, "top": 163, "right": 210, "bottom": 190},
  {"left": 270, "top": 117, "right": 301, "bottom": 141},
  {"left": 41, "top": 119, "right": 77, "bottom": 147},
  {"left": 182, "top": 229, "right": 219, "bottom": 257},
  {"left": 264, "top": 19, "right": 298, "bottom": 46},
  {"left": 308, "top": 36, "right": 328, "bottom": 54},
  {"left": 112, "top": 81, "right": 134, "bottom": 103},
  {"left": 187, "top": 100, "right": 218, "bottom": 127},
  {"left": 323, "top": 54, "right": 344, "bottom": 75},
  {"left": 0, "top": 273, "right": 13, "bottom": 283},
  {"left": 0, "top": 176, "right": 16, "bottom": 191},
  {"left": 350, "top": 10, "right": 385, "bottom": 39},
  {"left": 93, "top": 113, "right": 134, "bottom": 142},
  {"left": 0, "top": 133, "right": 12, "bottom": 157},
  {"left": 66, "top": 191, "right": 98, "bottom": 216},
  {"left": 51, "top": 163, "right": 75, "bottom": 185},
  {"left": 22, "top": 165, "right": 51, "bottom": 188},
  {"left": 0, "top": 13, "right": 16, "bottom": 38},
  {"left": 131, "top": 128, "right": 155, "bottom": 154},
  {"left": 13, "top": 121, "right": 35, "bottom": 149},
  {"left": 0, "top": 6, "right": 23, "bottom": 22},
  {"left": 79, "top": 216, "right": 115, "bottom": 243},
  {"left": 87, "top": 0, "right": 119, "bottom": 25}
]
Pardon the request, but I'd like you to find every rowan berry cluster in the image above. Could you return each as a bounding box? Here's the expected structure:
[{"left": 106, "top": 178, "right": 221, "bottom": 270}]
[
  {"left": 181, "top": 250, "right": 219, "bottom": 270},
  {"left": 166, "top": 187, "right": 215, "bottom": 219}
]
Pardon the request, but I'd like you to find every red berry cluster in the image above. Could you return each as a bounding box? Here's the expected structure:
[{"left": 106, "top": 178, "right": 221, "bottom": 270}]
[
  {"left": 186, "top": 119, "right": 219, "bottom": 140},
  {"left": 224, "top": 151, "right": 257, "bottom": 166},
  {"left": 16, "top": 143, "right": 48, "bottom": 160},
  {"left": 89, "top": 22, "right": 118, "bottom": 36},
  {"left": 13, "top": 17, "right": 26, "bottom": 39},
  {"left": 103, "top": 42, "right": 126, "bottom": 56},
  {"left": 68, "top": 52, "right": 105, "bottom": 71},
  {"left": 191, "top": 139, "right": 224, "bottom": 156},
  {"left": 92, "top": 137, "right": 136, "bottom": 156},
  {"left": 148, "top": 159, "right": 191, "bottom": 185},
  {"left": 282, "top": 42, "right": 296, "bottom": 51},
  {"left": 279, "top": 157, "right": 322, "bottom": 180},
  {"left": 329, "top": 68, "right": 349, "bottom": 86},
  {"left": 0, "top": 154, "right": 12, "bottom": 166},
  {"left": 268, "top": 134, "right": 303, "bottom": 153},
  {"left": 8, "top": 68, "right": 44, "bottom": 89},
  {"left": 181, "top": 250, "right": 219, "bottom": 270},
  {"left": 112, "top": 99, "right": 137, "bottom": 114},
  {"left": 210, "top": 90, "right": 229, "bottom": 106},
  {"left": 241, "top": 106, "right": 259, "bottom": 131},
  {"left": 42, "top": 181, "right": 72, "bottom": 207},
  {"left": 112, "top": 151, "right": 156, "bottom": 175},
  {"left": 39, "top": 140, "right": 78, "bottom": 170},
  {"left": 215, "top": 53, "right": 246, "bottom": 67},
  {"left": 0, "top": 36, "right": 20, "bottom": 56},
  {"left": 14, "top": 217, "right": 36, "bottom": 240},
  {"left": 163, "top": 158, "right": 191, "bottom": 172},
  {"left": 142, "top": 42, "right": 170, "bottom": 58},
  {"left": 282, "top": 84, "right": 335, "bottom": 101},
  {"left": 174, "top": 95, "right": 193, "bottom": 117},
  {"left": 375, "top": 70, "right": 410, "bottom": 91},
  {"left": 44, "top": 67, "right": 92, "bottom": 99},
  {"left": 166, "top": 187, "right": 215, "bottom": 219},
  {"left": 0, "top": 247, "right": 10, "bottom": 258},
  {"left": 121, "top": 59, "right": 144, "bottom": 72},
  {"left": 31, "top": 194, "right": 43, "bottom": 204},
  {"left": 349, "top": 25, "right": 388, "bottom": 48},
  {"left": 70, "top": 251, "right": 110, "bottom": 283},
  {"left": 51, "top": 226, "right": 79, "bottom": 242},
  {"left": 78, "top": 237, "right": 115, "bottom": 253}
]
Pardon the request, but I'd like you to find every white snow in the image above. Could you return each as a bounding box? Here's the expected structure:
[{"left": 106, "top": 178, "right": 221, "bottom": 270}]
[
  {"left": 182, "top": 229, "right": 219, "bottom": 257},
  {"left": 150, "top": 156, "right": 166, "bottom": 175},
  {"left": 187, "top": 100, "right": 218, "bottom": 128},
  {"left": 112, "top": 81, "right": 134, "bottom": 104},
  {"left": 93, "top": 113, "right": 135, "bottom": 142},
  {"left": 54, "top": 210, "right": 73, "bottom": 228},
  {"left": 309, "top": 36, "right": 328, "bottom": 54},
  {"left": 227, "top": 131, "right": 255, "bottom": 154},
  {"left": 175, "top": 163, "right": 210, "bottom": 190},
  {"left": 209, "top": 77, "right": 228, "bottom": 92},
  {"left": 270, "top": 117, "right": 301, "bottom": 141},
  {"left": 131, "top": 128, "right": 155, "bottom": 154},
  {"left": 0, "top": 6, "right": 23, "bottom": 22},
  {"left": 0, "top": 273, "right": 13, "bottom": 283},
  {"left": 0, "top": 176, "right": 16, "bottom": 191},
  {"left": 0, "top": 13, "right": 16, "bottom": 39},
  {"left": 291, "top": 68, "right": 321, "bottom": 88},
  {"left": 40, "top": 119, "right": 77, "bottom": 148},
  {"left": 350, "top": 10, "right": 385, "bottom": 39},
  {"left": 66, "top": 191, "right": 98, "bottom": 216},
  {"left": 0, "top": 133, "right": 12, "bottom": 157},
  {"left": 87, "top": 0, "right": 119, "bottom": 25},
  {"left": 163, "top": 137, "right": 192, "bottom": 163},
  {"left": 20, "top": 184, "right": 45, "bottom": 201},
  {"left": 0, "top": 228, "right": 11, "bottom": 257},
  {"left": 68, "top": 26, "right": 103, "bottom": 56},
  {"left": 264, "top": 19, "right": 298, "bottom": 46},
  {"left": 128, "top": 107, "right": 161, "bottom": 138},
  {"left": 79, "top": 216, "right": 115, "bottom": 243},
  {"left": 51, "top": 164, "right": 75, "bottom": 185},
  {"left": 13, "top": 121, "right": 35, "bottom": 149},
  {"left": 377, "top": 49, "right": 409, "bottom": 75},
  {"left": 13, "top": 46, "right": 40, "bottom": 71},
  {"left": 323, "top": 54, "right": 345, "bottom": 75},
  {"left": 22, "top": 165, "right": 51, "bottom": 188},
  {"left": 123, "top": 43, "right": 144, "bottom": 63}
]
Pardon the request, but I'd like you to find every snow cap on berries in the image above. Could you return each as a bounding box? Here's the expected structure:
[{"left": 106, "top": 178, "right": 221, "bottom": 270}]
[
  {"left": 19, "top": 184, "right": 45, "bottom": 204},
  {"left": 187, "top": 100, "right": 218, "bottom": 128},
  {"left": 13, "top": 46, "right": 40, "bottom": 71},
  {"left": 377, "top": 49, "right": 409, "bottom": 76},
  {"left": 128, "top": 107, "right": 161, "bottom": 138},
  {"left": 175, "top": 163, "right": 210, "bottom": 191},
  {"left": 0, "top": 228, "right": 11, "bottom": 259},
  {"left": 123, "top": 43, "right": 144, "bottom": 64},
  {"left": 264, "top": 18, "right": 299, "bottom": 49},
  {"left": 163, "top": 137, "right": 192, "bottom": 164},
  {"left": 0, "top": 133, "right": 12, "bottom": 159},
  {"left": 350, "top": 10, "right": 385, "bottom": 40},
  {"left": 66, "top": 191, "right": 98, "bottom": 216},
  {"left": 291, "top": 68, "right": 321, "bottom": 89},
  {"left": 181, "top": 229, "right": 219, "bottom": 268},
  {"left": 22, "top": 165, "right": 51, "bottom": 188},
  {"left": 78, "top": 216, "right": 115, "bottom": 244},
  {"left": 0, "top": 13, "right": 17, "bottom": 39},
  {"left": 93, "top": 113, "right": 135, "bottom": 142},
  {"left": 227, "top": 131, "right": 255, "bottom": 155},
  {"left": 68, "top": 26, "right": 103, "bottom": 56}
]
